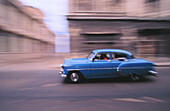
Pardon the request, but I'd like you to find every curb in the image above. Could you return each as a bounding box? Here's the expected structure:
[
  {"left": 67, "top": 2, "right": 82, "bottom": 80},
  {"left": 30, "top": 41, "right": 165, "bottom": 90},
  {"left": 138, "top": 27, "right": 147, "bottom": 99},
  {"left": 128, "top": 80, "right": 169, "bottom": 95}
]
[
  {"left": 155, "top": 63, "right": 170, "bottom": 67},
  {"left": 156, "top": 65, "right": 170, "bottom": 67}
]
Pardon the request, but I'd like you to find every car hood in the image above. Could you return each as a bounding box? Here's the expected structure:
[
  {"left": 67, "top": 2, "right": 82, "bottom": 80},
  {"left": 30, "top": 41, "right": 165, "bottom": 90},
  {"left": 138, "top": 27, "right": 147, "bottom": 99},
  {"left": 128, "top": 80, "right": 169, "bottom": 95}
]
[{"left": 64, "top": 58, "right": 90, "bottom": 65}]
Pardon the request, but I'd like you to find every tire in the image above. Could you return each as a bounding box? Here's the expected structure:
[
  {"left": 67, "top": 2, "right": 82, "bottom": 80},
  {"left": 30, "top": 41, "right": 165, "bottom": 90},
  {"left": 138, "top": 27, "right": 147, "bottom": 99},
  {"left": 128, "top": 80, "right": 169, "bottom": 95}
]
[
  {"left": 129, "top": 73, "right": 141, "bottom": 81},
  {"left": 67, "top": 72, "right": 82, "bottom": 83}
]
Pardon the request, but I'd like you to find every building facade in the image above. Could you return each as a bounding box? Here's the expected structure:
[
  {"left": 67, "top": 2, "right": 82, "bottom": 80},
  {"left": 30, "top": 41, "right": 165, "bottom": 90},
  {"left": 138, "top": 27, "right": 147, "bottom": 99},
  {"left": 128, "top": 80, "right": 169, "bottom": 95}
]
[
  {"left": 0, "top": 0, "right": 55, "bottom": 63},
  {"left": 67, "top": 0, "right": 170, "bottom": 58}
]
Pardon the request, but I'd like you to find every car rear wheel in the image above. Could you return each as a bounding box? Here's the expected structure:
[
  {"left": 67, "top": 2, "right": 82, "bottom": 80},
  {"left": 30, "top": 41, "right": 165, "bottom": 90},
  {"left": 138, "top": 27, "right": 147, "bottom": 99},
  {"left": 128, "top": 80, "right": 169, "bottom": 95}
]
[
  {"left": 129, "top": 73, "right": 141, "bottom": 81},
  {"left": 68, "top": 72, "right": 82, "bottom": 83}
]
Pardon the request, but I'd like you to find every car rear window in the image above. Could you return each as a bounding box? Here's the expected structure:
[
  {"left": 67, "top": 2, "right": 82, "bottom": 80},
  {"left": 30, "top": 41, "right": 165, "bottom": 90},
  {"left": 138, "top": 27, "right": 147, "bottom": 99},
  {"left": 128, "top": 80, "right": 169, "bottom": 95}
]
[{"left": 112, "top": 53, "right": 127, "bottom": 59}]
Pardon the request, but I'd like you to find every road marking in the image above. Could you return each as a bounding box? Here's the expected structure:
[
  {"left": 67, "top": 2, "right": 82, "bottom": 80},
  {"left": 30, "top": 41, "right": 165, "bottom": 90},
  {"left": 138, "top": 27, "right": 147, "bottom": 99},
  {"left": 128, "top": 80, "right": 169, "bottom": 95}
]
[
  {"left": 19, "top": 83, "right": 61, "bottom": 90},
  {"left": 114, "top": 98, "right": 147, "bottom": 103},
  {"left": 40, "top": 83, "right": 60, "bottom": 87},
  {"left": 7, "top": 99, "right": 25, "bottom": 104},
  {"left": 142, "top": 96, "right": 165, "bottom": 103},
  {"left": 20, "top": 87, "right": 38, "bottom": 90}
]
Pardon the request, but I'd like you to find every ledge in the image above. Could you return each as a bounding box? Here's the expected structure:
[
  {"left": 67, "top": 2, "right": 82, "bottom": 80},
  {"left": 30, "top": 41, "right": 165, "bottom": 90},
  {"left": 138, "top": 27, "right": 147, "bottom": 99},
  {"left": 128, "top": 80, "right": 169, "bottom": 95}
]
[{"left": 67, "top": 15, "right": 170, "bottom": 22}]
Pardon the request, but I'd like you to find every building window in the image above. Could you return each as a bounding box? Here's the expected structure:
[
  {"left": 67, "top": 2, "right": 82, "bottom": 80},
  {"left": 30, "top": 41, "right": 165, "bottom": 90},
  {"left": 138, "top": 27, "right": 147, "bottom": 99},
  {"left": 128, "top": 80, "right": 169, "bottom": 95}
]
[
  {"left": 145, "top": 0, "right": 160, "bottom": 13},
  {"left": 109, "top": 0, "right": 122, "bottom": 5},
  {"left": 78, "top": 0, "right": 92, "bottom": 11},
  {"left": 145, "top": 0, "right": 159, "bottom": 3},
  {"left": 108, "top": 0, "right": 124, "bottom": 12}
]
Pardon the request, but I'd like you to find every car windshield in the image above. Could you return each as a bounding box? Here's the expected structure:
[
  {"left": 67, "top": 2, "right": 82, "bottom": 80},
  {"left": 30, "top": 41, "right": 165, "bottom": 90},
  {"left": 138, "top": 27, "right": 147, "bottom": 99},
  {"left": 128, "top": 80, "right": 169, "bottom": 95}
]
[{"left": 87, "top": 52, "right": 95, "bottom": 60}]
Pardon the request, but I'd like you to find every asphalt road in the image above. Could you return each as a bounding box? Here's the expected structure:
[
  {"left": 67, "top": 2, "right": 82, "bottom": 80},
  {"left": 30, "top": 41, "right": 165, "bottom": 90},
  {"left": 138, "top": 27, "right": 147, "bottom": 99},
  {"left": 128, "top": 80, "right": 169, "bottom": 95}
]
[{"left": 0, "top": 62, "right": 170, "bottom": 111}]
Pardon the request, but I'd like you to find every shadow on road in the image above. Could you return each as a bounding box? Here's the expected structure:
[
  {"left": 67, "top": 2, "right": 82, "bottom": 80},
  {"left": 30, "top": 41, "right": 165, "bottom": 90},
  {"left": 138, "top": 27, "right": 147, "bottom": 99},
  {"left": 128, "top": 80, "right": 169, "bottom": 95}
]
[{"left": 62, "top": 77, "right": 156, "bottom": 84}]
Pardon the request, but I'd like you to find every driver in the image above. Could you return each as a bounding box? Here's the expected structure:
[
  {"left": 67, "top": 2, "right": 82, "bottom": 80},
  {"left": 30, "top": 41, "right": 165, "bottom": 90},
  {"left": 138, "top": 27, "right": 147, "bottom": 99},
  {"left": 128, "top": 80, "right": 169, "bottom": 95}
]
[{"left": 100, "top": 53, "right": 109, "bottom": 60}]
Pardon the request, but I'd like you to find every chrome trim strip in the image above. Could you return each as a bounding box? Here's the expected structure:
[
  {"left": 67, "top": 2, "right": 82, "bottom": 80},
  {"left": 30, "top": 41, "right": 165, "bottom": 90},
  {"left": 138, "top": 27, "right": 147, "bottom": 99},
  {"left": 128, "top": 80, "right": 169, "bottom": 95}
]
[
  {"left": 67, "top": 67, "right": 149, "bottom": 71},
  {"left": 119, "top": 67, "right": 148, "bottom": 69},
  {"left": 67, "top": 68, "right": 116, "bottom": 71},
  {"left": 67, "top": 69, "right": 84, "bottom": 71}
]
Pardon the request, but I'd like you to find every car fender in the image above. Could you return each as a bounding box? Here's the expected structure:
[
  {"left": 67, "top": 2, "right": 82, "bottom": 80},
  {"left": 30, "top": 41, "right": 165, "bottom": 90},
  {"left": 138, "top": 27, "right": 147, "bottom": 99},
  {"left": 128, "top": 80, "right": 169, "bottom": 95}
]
[{"left": 117, "top": 61, "right": 150, "bottom": 76}]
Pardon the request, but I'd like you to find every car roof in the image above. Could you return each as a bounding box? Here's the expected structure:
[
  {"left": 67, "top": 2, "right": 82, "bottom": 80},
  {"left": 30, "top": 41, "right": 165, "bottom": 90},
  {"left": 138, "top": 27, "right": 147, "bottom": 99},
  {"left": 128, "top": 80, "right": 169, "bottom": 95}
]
[{"left": 92, "top": 49, "right": 132, "bottom": 55}]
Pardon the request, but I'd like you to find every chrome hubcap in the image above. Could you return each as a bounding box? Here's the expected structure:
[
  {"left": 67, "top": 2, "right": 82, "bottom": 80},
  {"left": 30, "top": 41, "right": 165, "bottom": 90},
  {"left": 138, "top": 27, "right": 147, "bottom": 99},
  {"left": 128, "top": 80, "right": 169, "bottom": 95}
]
[{"left": 70, "top": 73, "right": 79, "bottom": 82}]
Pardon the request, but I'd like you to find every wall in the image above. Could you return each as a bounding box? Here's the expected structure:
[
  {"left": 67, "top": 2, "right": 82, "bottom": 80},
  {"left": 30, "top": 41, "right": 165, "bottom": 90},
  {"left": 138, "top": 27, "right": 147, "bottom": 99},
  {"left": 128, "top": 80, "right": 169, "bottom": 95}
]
[{"left": 0, "top": 0, "right": 55, "bottom": 63}]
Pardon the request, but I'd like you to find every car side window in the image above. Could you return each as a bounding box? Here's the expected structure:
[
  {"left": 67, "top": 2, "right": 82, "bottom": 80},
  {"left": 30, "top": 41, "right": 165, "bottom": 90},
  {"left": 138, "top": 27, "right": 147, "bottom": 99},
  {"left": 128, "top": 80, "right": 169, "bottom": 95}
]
[
  {"left": 112, "top": 53, "right": 127, "bottom": 59},
  {"left": 112, "top": 53, "right": 116, "bottom": 60},
  {"left": 95, "top": 53, "right": 110, "bottom": 60}
]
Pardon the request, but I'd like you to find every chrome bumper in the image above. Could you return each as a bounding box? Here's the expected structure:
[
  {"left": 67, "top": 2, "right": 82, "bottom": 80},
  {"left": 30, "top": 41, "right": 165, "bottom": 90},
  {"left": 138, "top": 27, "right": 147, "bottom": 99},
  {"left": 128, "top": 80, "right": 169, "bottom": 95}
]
[
  {"left": 149, "top": 70, "right": 158, "bottom": 76},
  {"left": 59, "top": 70, "right": 67, "bottom": 78}
]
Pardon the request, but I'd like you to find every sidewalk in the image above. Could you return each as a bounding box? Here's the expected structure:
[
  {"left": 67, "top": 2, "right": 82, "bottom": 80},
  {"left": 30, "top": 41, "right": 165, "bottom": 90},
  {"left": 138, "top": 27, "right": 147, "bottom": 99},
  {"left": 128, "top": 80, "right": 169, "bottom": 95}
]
[{"left": 0, "top": 55, "right": 66, "bottom": 71}]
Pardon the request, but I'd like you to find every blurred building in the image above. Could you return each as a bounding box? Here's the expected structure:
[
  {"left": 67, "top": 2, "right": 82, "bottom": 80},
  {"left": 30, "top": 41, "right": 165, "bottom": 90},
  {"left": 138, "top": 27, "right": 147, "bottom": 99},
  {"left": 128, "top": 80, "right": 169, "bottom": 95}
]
[
  {"left": 55, "top": 34, "right": 70, "bottom": 53},
  {"left": 0, "top": 0, "right": 55, "bottom": 63},
  {"left": 67, "top": 0, "right": 170, "bottom": 57}
]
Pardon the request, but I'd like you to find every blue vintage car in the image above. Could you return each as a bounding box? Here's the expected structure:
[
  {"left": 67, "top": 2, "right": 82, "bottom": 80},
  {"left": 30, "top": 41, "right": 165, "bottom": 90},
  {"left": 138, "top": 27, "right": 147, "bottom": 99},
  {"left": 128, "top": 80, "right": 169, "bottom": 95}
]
[{"left": 59, "top": 49, "right": 158, "bottom": 83}]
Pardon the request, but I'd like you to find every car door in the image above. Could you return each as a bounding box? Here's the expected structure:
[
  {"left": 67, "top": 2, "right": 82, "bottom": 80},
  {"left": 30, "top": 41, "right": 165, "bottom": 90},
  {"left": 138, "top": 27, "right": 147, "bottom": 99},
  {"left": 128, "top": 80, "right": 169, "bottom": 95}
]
[
  {"left": 111, "top": 52, "right": 128, "bottom": 77},
  {"left": 111, "top": 60, "right": 122, "bottom": 77},
  {"left": 89, "top": 52, "right": 113, "bottom": 78}
]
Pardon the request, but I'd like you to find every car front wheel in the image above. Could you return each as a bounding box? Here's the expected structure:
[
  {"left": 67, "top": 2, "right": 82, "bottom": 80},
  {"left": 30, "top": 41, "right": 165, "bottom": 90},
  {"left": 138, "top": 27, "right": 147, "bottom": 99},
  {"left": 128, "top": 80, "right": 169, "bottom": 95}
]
[{"left": 68, "top": 72, "right": 82, "bottom": 83}]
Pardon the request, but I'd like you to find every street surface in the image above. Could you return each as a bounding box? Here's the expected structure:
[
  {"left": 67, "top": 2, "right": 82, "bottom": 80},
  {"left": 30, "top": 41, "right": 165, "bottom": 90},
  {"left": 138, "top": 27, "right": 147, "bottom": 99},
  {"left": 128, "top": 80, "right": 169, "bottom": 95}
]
[{"left": 0, "top": 59, "right": 170, "bottom": 111}]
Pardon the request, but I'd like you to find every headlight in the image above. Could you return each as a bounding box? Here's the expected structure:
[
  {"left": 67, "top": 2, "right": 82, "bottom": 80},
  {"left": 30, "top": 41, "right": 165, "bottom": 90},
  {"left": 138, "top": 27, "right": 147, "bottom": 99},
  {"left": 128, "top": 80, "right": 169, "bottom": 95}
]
[
  {"left": 60, "top": 64, "right": 64, "bottom": 68},
  {"left": 60, "top": 68, "right": 63, "bottom": 72},
  {"left": 60, "top": 64, "right": 64, "bottom": 72}
]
